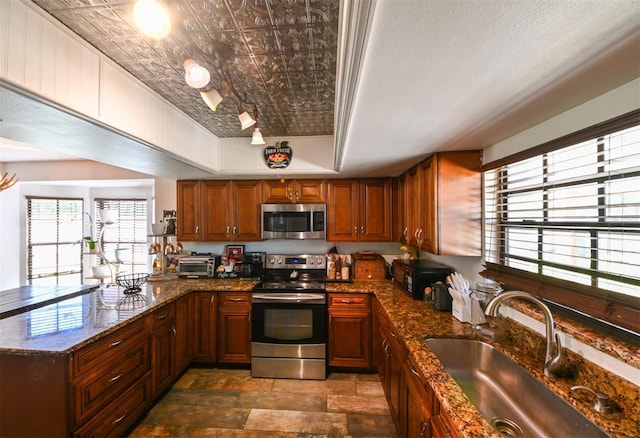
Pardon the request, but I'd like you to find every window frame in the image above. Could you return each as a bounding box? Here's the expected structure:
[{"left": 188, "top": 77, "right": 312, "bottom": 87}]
[
  {"left": 481, "top": 109, "right": 640, "bottom": 335},
  {"left": 26, "top": 196, "right": 84, "bottom": 285}
]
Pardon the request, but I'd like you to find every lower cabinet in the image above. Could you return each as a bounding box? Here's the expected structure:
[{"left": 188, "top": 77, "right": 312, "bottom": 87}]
[
  {"left": 217, "top": 291, "right": 252, "bottom": 363},
  {"left": 175, "top": 293, "right": 194, "bottom": 374},
  {"left": 403, "top": 357, "right": 437, "bottom": 438},
  {"left": 193, "top": 291, "right": 217, "bottom": 363},
  {"left": 328, "top": 293, "right": 372, "bottom": 368},
  {"left": 149, "top": 303, "right": 177, "bottom": 399}
]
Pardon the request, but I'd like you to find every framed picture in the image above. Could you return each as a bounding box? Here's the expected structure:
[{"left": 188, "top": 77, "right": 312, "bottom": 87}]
[{"left": 226, "top": 245, "right": 244, "bottom": 261}]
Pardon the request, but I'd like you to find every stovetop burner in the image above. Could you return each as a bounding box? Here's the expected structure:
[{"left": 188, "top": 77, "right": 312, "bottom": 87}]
[{"left": 253, "top": 254, "right": 327, "bottom": 293}]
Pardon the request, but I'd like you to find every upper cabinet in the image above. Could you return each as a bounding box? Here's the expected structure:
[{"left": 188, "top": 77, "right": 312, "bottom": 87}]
[
  {"left": 399, "top": 151, "right": 481, "bottom": 256},
  {"left": 327, "top": 179, "right": 393, "bottom": 242},
  {"left": 177, "top": 180, "right": 262, "bottom": 242},
  {"left": 262, "top": 179, "right": 326, "bottom": 204}
]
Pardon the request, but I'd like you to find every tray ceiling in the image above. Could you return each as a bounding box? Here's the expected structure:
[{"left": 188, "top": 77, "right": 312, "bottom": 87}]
[{"left": 32, "top": 0, "right": 339, "bottom": 139}]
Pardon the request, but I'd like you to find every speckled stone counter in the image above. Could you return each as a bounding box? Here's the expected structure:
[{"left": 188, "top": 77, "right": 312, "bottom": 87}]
[
  {"left": 0, "top": 278, "right": 257, "bottom": 355},
  {"left": 327, "top": 280, "right": 640, "bottom": 438},
  {"left": 1, "top": 278, "right": 637, "bottom": 437}
]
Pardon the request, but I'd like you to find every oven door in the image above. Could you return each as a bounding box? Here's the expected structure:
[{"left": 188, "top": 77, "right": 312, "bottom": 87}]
[{"left": 251, "top": 293, "right": 327, "bottom": 344}]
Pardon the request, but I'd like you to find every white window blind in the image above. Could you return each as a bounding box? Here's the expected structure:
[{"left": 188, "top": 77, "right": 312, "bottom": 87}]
[
  {"left": 27, "top": 197, "right": 84, "bottom": 285},
  {"left": 483, "top": 113, "right": 640, "bottom": 333},
  {"left": 95, "top": 199, "right": 148, "bottom": 275}
]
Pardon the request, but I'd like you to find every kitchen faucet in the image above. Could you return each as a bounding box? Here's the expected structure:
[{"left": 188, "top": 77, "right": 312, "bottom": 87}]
[{"left": 484, "top": 291, "right": 564, "bottom": 377}]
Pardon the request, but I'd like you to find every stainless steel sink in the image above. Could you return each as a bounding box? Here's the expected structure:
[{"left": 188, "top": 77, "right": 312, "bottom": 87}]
[{"left": 425, "top": 338, "right": 609, "bottom": 437}]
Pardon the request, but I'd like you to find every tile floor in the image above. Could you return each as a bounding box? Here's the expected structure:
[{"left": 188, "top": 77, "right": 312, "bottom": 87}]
[{"left": 128, "top": 368, "right": 399, "bottom": 437}]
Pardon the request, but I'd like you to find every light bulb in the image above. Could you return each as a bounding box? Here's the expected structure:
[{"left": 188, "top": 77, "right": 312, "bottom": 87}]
[
  {"left": 183, "top": 59, "right": 210, "bottom": 88},
  {"left": 133, "top": 0, "right": 171, "bottom": 40}
]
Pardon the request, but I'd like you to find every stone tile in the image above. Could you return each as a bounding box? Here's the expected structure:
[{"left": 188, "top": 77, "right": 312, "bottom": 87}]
[
  {"left": 158, "top": 389, "right": 240, "bottom": 408},
  {"left": 327, "top": 395, "right": 391, "bottom": 415},
  {"left": 347, "top": 413, "right": 399, "bottom": 437},
  {"left": 244, "top": 409, "right": 349, "bottom": 435},
  {"left": 356, "top": 381, "right": 385, "bottom": 397},
  {"left": 237, "top": 391, "right": 327, "bottom": 412},
  {"left": 144, "top": 404, "right": 250, "bottom": 429},
  {"left": 272, "top": 378, "right": 357, "bottom": 395},
  {"left": 127, "top": 424, "right": 184, "bottom": 437}
]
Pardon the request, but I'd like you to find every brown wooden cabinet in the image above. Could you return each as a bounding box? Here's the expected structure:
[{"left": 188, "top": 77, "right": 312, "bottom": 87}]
[
  {"left": 177, "top": 180, "right": 262, "bottom": 241},
  {"left": 403, "top": 357, "right": 438, "bottom": 438},
  {"left": 175, "top": 293, "right": 193, "bottom": 374},
  {"left": 398, "top": 151, "right": 481, "bottom": 255},
  {"left": 373, "top": 299, "right": 404, "bottom": 431},
  {"left": 193, "top": 291, "right": 217, "bottom": 363},
  {"left": 149, "top": 303, "right": 176, "bottom": 398},
  {"left": 263, "top": 179, "right": 326, "bottom": 203},
  {"left": 217, "top": 291, "right": 252, "bottom": 364},
  {"left": 328, "top": 293, "right": 372, "bottom": 369},
  {"left": 327, "top": 178, "right": 393, "bottom": 242}
]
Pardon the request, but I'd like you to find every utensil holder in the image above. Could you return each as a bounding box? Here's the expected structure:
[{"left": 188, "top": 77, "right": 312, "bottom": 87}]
[{"left": 452, "top": 300, "right": 471, "bottom": 322}]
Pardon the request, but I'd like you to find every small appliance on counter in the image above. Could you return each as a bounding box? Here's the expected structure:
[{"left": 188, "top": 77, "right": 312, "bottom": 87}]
[
  {"left": 177, "top": 253, "right": 216, "bottom": 278},
  {"left": 392, "top": 259, "right": 452, "bottom": 301},
  {"left": 213, "top": 251, "right": 266, "bottom": 279}
]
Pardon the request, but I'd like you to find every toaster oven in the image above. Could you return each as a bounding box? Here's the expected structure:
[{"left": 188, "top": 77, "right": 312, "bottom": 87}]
[{"left": 177, "top": 255, "right": 215, "bottom": 278}]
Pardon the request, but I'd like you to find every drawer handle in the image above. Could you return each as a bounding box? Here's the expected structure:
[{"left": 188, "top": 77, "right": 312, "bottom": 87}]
[
  {"left": 229, "top": 297, "right": 246, "bottom": 302},
  {"left": 410, "top": 364, "right": 420, "bottom": 378},
  {"left": 157, "top": 313, "right": 169, "bottom": 320},
  {"left": 113, "top": 411, "right": 127, "bottom": 424},
  {"left": 109, "top": 373, "right": 123, "bottom": 383},
  {"left": 109, "top": 338, "right": 124, "bottom": 348},
  {"left": 211, "top": 295, "right": 215, "bottom": 304},
  {"left": 389, "top": 329, "right": 398, "bottom": 339},
  {"left": 340, "top": 299, "right": 355, "bottom": 304}
]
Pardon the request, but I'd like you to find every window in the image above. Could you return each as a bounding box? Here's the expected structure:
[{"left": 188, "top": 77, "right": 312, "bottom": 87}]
[
  {"left": 27, "top": 197, "right": 84, "bottom": 285},
  {"left": 483, "top": 110, "right": 640, "bottom": 335},
  {"left": 95, "top": 199, "right": 148, "bottom": 275}
]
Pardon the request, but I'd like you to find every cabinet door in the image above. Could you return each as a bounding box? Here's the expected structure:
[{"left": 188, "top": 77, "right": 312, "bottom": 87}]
[
  {"left": 176, "top": 180, "right": 201, "bottom": 241},
  {"left": 406, "top": 166, "right": 423, "bottom": 247},
  {"left": 201, "top": 180, "right": 233, "bottom": 241},
  {"left": 404, "top": 360, "right": 437, "bottom": 438},
  {"left": 175, "top": 294, "right": 193, "bottom": 374},
  {"left": 359, "top": 178, "right": 392, "bottom": 241},
  {"left": 217, "top": 292, "right": 251, "bottom": 363},
  {"left": 232, "top": 180, "right": 262, "bottom": 241},
  {"left": 420, "top": 157, "right": 437, "bottom": 254},
  {"left": 263, "top": 180, "right": 295, "bottom": 203},
  {"left": 193, "top": 292, "right": 217, "bottom": 363},
  {"left": 327, "top": 179, "right": 359, "bottom": 241},
  {"left": 149, "top": 305, "right": 176, "bottom": 398},
  {"left": 328, "top": 311, "right": 371, "bottom": 368},
  {"left": 295, "top": 179, "right": 326, "bottom": 203}
]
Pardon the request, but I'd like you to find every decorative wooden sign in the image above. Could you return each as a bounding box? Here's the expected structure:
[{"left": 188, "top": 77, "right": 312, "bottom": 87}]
[{"left": 264, "top": 141, "right": 292, "bottom": 169}]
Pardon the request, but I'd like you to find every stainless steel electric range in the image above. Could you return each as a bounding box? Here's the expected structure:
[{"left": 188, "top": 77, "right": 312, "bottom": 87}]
[{"left": 251, "top": 254, "right": 327, "bottom": 380}]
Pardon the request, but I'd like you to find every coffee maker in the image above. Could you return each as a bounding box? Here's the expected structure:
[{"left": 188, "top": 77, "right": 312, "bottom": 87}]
[{"left": 240, "top": 252, "right": 266, "bottom": 279}]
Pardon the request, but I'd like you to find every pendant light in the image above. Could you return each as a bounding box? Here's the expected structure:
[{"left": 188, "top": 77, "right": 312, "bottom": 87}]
[
  {"left": 238, "top": 110, "right": 256, "bottom": 130},
  {"left": 132, "top": 0, "right": 171, "bottom": 40},
  {"left": 251, "top": 127, "right": 265, "bottom": 145},
  {"left": 200, "top": 89, "right": 223, "bottom": 111},
  {"left": 183, "top": 59, "right": 210, "bottom": 89}
]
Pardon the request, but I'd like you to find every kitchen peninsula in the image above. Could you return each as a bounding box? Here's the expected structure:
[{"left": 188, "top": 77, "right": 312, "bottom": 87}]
[{"left": 0, "top": 279, "right": 637, "bottom": 437}]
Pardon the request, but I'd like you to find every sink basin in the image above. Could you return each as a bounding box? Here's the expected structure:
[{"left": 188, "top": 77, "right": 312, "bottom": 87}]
[{"left": 425, "top": 338, "right": 609, "bottom": 437}]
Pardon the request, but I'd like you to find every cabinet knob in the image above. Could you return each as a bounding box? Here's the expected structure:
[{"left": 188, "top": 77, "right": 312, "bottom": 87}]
[
  {"left": 233, "top": 226, "right": 237, "bottom": 234},
  {"left": 354, "top": 226, "right": 358, "bottom": 235}
]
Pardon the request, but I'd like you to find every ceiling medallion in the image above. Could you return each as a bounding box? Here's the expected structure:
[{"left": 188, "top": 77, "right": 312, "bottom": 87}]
[{"left": 264, "top": 141, "right": 292, "bottom": 169}]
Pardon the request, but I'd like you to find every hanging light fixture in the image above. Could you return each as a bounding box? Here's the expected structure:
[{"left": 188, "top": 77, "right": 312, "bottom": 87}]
[
  {"left": 0, "top": 173, "right": 18, "bottom": 191},
  {"left": 238, "top": 110, "right": 256, "bottom": 130},
  {"left": 133, "top": 0, "right": 171, "bottom": 40},
  {"left": 251, "top": 126, "right": 265, "bottom": 145},
  {"left": 183, "top": 59, "right": 210, "bottom": 89},
  {"left": 200, "top": 89, "right": 223, "bottom": 111}
]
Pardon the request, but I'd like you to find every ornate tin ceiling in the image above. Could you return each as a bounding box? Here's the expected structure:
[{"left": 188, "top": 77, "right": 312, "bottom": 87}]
[{"left": 32, "top": 0, "right": 339, "bottom": 138}]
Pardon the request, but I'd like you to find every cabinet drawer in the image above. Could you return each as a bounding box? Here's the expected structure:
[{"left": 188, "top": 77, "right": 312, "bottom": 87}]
[
  {"left": 329, "top": 293, "right": 370, "bottom": 309},
  {"left": 73, "top": 373, "right": 151, "bottom": 438},
  {"left": 71, "top": 318, "right": 147, "bottom": 378},
  {"left": 219, "top": 291, "right": 251, "bottom": 306},
  {"left": 72, "top": 337, "right": 150, "bottom": 426},
  {"left": 148, "top": 303, "right": 176, "bottom": 330}
]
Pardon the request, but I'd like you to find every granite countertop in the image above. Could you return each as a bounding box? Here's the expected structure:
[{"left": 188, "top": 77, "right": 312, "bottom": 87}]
[{"left": 1, "top": 278, "right": 637, "bottom": 436}]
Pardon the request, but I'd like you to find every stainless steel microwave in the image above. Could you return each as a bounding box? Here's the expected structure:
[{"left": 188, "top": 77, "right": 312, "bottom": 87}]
[{"left": 261, "top": 204, "right": 326, "bottom": 240}]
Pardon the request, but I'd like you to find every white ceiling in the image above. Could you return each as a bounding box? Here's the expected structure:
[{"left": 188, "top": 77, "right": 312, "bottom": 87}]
[{"left": 2, "top": 0, "right": 639, "bottom": 179}]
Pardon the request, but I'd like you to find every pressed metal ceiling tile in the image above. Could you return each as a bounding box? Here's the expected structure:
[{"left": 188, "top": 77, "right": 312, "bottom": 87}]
[{"left": 32, "top": 0, "right": 339, "bottom": 138}]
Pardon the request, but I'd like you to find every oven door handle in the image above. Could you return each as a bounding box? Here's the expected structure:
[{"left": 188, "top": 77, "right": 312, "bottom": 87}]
[{"left": 252, "top": 293, "right": 326, "bottom": 303}]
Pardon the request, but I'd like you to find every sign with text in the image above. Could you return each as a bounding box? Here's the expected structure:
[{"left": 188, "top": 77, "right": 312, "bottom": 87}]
[{"left": 263, "top": 142, "right": 292, "bottom": 169}]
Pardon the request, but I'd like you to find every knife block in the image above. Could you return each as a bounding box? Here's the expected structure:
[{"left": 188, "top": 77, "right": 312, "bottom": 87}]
[{"left": 452, "top": 300, "right": 471, "bottom": 322}]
